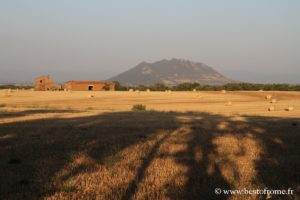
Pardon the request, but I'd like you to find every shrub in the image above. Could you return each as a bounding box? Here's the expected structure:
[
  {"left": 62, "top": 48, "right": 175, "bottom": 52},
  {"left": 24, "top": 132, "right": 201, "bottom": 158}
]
[{"left": 131, "top": 104, "right": 146, "bottom": 111}]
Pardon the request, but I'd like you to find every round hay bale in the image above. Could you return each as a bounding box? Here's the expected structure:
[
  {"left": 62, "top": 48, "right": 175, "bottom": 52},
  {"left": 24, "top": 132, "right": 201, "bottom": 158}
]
[
  {"left": 270, "top": 99, "right": 277, "bottom": 103},
  {"left": 265, "top": 95, "right": 272, "bottom": 100},
  {"left": 225, "top": 101, "right": 232, "bottom": 106},
  {"left": 3, "top": 90, "right": 12, "bottom": 97},
  {"left": 268, "top": 106, "right": 275, "bottom": 111},
  {"left": 193, "top": 89, "right": 197, "bottom": 92},
  {"left": 146, "top": 89, "right": 150, "bottom": 92},
  {"left": 259, "top": 89, "right": 263, "bottom": 92},
  {"left": 221, "top": 90, "right": 226, "bottom": 94},
  {"left": 88, "top": 94, "right": 94, "bottom": 98},
  {"left": 129, "top": 89, "right": 134, "bottom": 92},
  {"left": 286, "top": 106, "right": 294, "bottom": 111}
]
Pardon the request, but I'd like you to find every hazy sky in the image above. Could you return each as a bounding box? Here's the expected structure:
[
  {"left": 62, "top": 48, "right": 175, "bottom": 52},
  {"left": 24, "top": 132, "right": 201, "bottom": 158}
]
[{"left": 0, "top": 0, "right": 299, "bottom": 84}]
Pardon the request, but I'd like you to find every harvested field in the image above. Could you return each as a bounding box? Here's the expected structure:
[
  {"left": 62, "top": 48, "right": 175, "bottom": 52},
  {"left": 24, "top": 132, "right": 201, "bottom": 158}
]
[{"left": 0, "top": 90, "right": 299, "bottom": 200}]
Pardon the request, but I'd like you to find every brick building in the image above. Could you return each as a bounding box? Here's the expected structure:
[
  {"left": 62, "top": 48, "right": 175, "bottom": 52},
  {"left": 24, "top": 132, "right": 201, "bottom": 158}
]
[
  {"left": 64, "top": 80, "right": 115, "bottom": 91},
  {"left": 34, "top": 75, "right": 115, "bottom": 91}
]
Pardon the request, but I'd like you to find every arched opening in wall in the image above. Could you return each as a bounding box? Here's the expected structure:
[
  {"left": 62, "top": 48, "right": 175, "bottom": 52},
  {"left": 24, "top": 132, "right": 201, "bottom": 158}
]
[
  {"left": 40, "top": 80, "right": 43, "bottom": 83},
  {"left": 88, "top": 85, "right": 94, "bottom": 91}
]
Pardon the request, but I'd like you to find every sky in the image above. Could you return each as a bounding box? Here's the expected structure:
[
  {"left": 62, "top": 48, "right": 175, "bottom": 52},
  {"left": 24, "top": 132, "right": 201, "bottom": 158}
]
[{"left": 0, "top": 0, "right": 299, "bottom": 84}]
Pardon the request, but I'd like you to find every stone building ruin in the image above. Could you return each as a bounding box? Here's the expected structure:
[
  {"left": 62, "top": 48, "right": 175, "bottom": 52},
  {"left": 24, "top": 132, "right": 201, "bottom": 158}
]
[{"left": 34, "top": 75, "right": 61, "bottom": 91}]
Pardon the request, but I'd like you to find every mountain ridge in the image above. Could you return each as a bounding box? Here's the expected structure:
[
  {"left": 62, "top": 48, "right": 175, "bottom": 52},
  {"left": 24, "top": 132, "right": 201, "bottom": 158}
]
[{"left": 107, "top": 58, "right": 233, "bottom": 86}]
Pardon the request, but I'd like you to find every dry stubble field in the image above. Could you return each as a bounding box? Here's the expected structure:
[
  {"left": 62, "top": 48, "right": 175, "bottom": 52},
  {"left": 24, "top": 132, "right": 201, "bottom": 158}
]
[{"left": 0, "top": 90, "right": 299, "bottom": 200}]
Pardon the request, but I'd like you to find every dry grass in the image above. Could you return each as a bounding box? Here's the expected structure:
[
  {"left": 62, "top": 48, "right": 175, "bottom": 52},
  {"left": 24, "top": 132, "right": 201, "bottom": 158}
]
[
  {"left": 265, "top": 95, "right": 272, "bottom": 100},
  {"left": 0, "top": 91, "right": 299, "bottom": 199},
  {"left": 286, "top": 106, "right": 294, "bottom": 111},
  {"left": 270, "top": 99, "right": 277, "bottom": 103},
  {"left": 268, "top": 106, "right": 275, "bottom": 111}
]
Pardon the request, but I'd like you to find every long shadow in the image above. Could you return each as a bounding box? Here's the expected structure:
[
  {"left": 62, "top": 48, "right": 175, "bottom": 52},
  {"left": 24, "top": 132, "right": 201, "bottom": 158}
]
[
  {"left": 0, "top": 109, "right": 81, "bottom": 119},
  {"left": 121, "top": 131, "right": 172, "bottom": 200},
  {"left": 146, "top": 112, "right": 299, "bottom": 200},
  {"left": 0, "top": 111, "right": 299, "bottom": 199},
  {"left": 246, "top": 116, "right": 300, "bottom": 200},
  {"left": 179, "top": 122, "right": 232, "bottom": 200},
  {"left": 0, "top": 111, "right": 179, "bottom": 199},
  {"left": 162, "top": 113, "right": 234, "bottom": 200}
]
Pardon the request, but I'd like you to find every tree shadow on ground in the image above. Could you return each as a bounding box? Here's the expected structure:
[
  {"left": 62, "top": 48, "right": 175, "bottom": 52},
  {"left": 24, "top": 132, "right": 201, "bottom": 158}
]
[
  {"left": 162, "top": 113, "right": 299, "bottom": 200},
  {"left": 0, "top": 111, "right": 299, "bottom": 200},
  {"left": 0, "top": 109, "right": 81, "bottom": 119},
  {"left": 0, "top": 111, "right": 179, "bottom": 199}
]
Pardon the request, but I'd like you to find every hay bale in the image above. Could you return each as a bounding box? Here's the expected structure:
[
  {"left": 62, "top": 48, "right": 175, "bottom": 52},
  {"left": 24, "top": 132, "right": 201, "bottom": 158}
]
[
  {"left": 268, "top": 106, "right": 275, "bottom": 111},
  {"left": 193, "top": 89, "right": 197, "bottom": 92},
  {"left": 88, "top": 94, "right": 94, "bottom": 98},
  {"left": 259, "top": 89, "right": 264, "bottom": 92},
  {"left": 3, "top": 90, "right": 12, "bottom": 97},
  {"left": 225, "top": 101, "right": 232, "bottom": 106},
  {"left": 146, "top": 89, "right": 150, "bottom": 92},
  {"left": 265, "top": 95, "right": 272, "bottom": 100},
  {"left": 270, "top": 99, "right": 277, "bottom": 103},
  {"left": 286, "top": 106, "right": 294, "bottom": 111},
  {"left": 221, "top": 90, "right": 226, "bottom": 94},
  {"left": 129, "top": 89, "right": 134, "bottom": 92}
]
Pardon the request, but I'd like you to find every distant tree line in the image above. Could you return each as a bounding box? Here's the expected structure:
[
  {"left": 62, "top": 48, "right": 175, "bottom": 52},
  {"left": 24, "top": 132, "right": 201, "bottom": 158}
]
[
  {"left": 0, "top": 85, "right": 33, "bottom": 89},
  {"left": 2, "top": 82, "right": 299, "bottom": 91},
  {"left": 114, "top": 82, "right": 300, "bottom": 91}
]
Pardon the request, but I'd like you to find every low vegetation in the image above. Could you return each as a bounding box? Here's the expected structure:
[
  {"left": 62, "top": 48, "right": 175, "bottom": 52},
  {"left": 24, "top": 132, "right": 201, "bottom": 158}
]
[
  {"left": 132, "top": 104, "right": 147, "bottom": 111},
  {"left": 0, "top": 85, "right": 32, "bottom": 90},
  {"left": 115, "top": 81, "right": 300, "bottom": 91}
]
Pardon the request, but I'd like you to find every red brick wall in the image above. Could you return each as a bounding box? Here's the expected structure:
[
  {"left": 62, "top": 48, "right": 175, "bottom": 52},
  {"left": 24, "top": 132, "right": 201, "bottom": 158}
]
[{"left": 64, "top": 81, "right": 115, "bottom": 91}]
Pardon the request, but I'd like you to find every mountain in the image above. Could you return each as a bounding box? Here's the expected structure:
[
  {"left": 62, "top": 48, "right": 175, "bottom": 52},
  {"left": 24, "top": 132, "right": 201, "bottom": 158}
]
[{"left": 107, "top": 58, "right": 233, "bottom": 86}]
